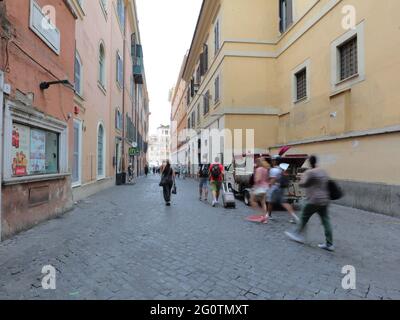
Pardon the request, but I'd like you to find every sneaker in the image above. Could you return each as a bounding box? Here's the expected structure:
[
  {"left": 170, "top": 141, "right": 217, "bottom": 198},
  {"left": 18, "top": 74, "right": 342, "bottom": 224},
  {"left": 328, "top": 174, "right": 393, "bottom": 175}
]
[
  {"left": 261, "top": 216, "right": 269, "bottom": 224},
  {"left": 212, "top": 201, "right": 217, "bottom": 207},
  {"left": 318, "top": 243, "right": 335, "bottom": 252},
  {"left": 285, "top": 231, "right": 305, "bottom": 244},
  {"left": 166, "top": 202, "right": 171, "bottom": 206},
  {"left": 289, "top": 215, "right": 300, "bottom": 224}
]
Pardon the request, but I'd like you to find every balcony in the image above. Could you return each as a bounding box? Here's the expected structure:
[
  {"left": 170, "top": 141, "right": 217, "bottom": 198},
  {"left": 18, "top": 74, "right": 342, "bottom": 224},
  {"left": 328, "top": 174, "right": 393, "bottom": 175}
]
[{"left": 133, "top": 44, "right": 143, "bottom": 84}]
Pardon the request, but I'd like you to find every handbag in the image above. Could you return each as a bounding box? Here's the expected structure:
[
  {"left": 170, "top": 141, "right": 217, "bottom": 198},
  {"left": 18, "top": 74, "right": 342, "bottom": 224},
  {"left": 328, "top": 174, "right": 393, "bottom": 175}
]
[
  {"left": 328, "top": 179, "right": 343, "bottom": 200},
  {"left": 172, "top": 183, "right": 177, "bottom": 195}
]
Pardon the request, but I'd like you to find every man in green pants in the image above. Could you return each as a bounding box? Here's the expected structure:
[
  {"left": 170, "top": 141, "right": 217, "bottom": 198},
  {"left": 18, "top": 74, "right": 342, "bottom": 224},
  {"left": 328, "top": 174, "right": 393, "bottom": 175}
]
[{"left": 285, "top": 155, "right": 334, "bottom": 252}]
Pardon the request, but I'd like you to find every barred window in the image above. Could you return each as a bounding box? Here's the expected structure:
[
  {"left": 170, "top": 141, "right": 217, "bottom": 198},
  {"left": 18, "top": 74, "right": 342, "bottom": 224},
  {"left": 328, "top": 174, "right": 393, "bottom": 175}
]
[
  {"left": 339, "top": 37, "right": 358, "bottom": 81},
  {"left": 295, "top": 68, "right": 307, "bottom": 101}
]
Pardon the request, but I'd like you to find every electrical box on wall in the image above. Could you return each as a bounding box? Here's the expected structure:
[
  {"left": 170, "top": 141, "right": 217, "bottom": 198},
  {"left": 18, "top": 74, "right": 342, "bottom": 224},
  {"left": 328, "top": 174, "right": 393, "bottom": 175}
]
[{"left": 3, "top": 83, "right": 11, "bottom": 95}]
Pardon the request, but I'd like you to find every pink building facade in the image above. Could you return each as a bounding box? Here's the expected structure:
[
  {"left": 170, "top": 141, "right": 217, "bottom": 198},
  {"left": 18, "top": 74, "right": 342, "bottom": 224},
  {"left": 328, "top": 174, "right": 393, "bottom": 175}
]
[{"left": 70, "top": 0, "right": 149, "bottom": 201}]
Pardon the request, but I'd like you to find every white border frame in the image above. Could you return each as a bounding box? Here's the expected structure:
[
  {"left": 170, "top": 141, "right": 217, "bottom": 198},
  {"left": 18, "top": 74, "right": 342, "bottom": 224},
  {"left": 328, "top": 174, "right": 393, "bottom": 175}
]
[
  {"left": 72, "top": 119, "right": 82, "bottom": 187},
  {"left": 0, "top": 71, "right": 4, "bottom": 240},
  {"left": 330, "top": 21, "right": 365, "bottom": 93},
  {"left": 292, "top": 58, "right": 311, "bottom": 104},
  {"left": 96, "top": 122, "right": 106, "bottom": 180},
  {"left": 75, "top": 50, "right": 84, "bottom": 97},
  {"left": 29, "top": 0, "right": 61, "bottom": 55},
  {"left": 3, "top": 99, "right": 69, "bottom": 182}
]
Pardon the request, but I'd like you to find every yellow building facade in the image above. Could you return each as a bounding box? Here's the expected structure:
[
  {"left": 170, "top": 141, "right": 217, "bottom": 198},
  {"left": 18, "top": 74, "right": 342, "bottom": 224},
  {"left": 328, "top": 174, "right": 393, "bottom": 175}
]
[{"left": 179, "top": 0, "right": 400, "bottom": 215}]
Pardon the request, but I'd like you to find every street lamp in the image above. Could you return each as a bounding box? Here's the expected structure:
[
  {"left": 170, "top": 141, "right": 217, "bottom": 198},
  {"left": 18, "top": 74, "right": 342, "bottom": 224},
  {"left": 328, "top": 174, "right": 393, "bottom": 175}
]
[{"left": 40, "top": 79, "right": 73, "bottom": 90}]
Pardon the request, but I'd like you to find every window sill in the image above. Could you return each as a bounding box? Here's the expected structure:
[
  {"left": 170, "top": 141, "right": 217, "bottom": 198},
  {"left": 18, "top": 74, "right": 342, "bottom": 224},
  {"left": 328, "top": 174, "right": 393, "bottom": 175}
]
[
  {"left": 72, "top": 182, "right": 82, "bottom": 188},
  {"left": 98, "top": 82, "right": 107, "bottom": 95},
  {"left": 331, "top": 73, "right": 364, "bottom": 98},
  {"left": 99, "top": 1, "right": 108, "bottom": 21},
  {"left": 3, "top": 173, "right": 70, "bottom": 186},
  {"left": 336, "top": 73, "right": 359, "bottom": 86},
  {"left": 116, "top": 81, "right": 123, "bottom": 91},
  {"left": 74, "top": 91, "right": 85, "bottom": 101},
  {"left": 293, "top": 96, "right": 308, "bottom": 105}
]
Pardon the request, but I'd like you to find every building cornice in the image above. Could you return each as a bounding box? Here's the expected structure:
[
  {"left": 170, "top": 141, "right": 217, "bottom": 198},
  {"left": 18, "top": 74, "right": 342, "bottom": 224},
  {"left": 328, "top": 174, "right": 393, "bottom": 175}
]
[
  {"left": 182, "top": 0, "right": 220, "bottom": 81},
  {"left": 63, "top": 0, "right": 78, "bottom": 19}
]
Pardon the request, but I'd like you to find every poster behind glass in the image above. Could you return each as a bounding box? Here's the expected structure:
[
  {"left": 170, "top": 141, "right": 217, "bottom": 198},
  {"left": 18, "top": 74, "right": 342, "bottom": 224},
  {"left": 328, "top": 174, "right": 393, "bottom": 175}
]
[
  {"left": 30, "top": 129, "right": 46, "bottom": 174},
  {"left": 45, "top": 131, "right": 59, "bottom": 174},
  {"left": 12, "top": 124, "right": 30, "bottom": 176}
]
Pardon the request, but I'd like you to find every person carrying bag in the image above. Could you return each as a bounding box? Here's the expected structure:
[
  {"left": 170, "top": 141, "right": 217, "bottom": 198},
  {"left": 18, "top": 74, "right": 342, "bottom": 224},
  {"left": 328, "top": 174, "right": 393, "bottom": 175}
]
[{"left": 159, "top": 160, "right": 175, "bottom": 206}]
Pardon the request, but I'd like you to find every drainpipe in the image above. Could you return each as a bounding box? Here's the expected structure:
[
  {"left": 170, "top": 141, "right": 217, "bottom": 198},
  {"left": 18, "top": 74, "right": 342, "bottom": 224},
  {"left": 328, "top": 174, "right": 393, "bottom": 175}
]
[{"left": 0, "top": 70, "right": 4, "bottom": 240}]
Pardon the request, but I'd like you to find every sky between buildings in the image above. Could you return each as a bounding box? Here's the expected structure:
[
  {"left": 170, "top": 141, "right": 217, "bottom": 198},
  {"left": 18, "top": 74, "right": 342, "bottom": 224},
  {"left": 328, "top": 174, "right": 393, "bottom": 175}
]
[{"left": 136, "top": 0, "right": 203, "bottom": 135}]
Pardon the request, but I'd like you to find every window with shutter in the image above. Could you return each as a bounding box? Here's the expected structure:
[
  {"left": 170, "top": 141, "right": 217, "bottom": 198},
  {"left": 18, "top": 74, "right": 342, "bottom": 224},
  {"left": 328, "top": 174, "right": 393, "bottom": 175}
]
[
  {"left": 214, "top": 76, "right": 220, "bottom": 103},
  {"left": 214, "top": 20, "right": 220, "bottom": 55},
  {"left": 199, "top": 53, "right": 204, "bottom": 76},
  {"left": 196, "top": 65, "right": 201, "bottom": 84},
  {"left": 116, "top": 52, "right": 123, "bottom": 87},
  {"left": 203, "top": 91, "right": 210, "bottom": 115},
  {"left": 279, "top": 0, "right": 293, "bottom": 34},
  {"left": 186, "top": 86, "right": 191, "bottom": 106},
  {"left": 74, "top": 52, "right": 82, "bottom": 95},
  {"left": 192, "top": 112, "right": 195, "bottom": 128},
  {"left": 190, "top": 78, "right": 195, "bottom": 97},
  {"left": 203, "top": 44, "right": 209, "bottom": 73}
]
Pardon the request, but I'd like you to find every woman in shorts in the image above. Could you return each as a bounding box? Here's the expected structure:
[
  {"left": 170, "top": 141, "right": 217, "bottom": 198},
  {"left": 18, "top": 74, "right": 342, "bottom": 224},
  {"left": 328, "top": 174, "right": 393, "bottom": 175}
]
[{"left": 250, "top": 158, "right": 270, "bottom": 222}]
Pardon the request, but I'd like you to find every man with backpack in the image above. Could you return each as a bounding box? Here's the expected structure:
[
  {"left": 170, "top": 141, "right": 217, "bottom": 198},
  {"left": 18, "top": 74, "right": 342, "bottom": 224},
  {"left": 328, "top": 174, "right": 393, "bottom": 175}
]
[
  {"left": 198, "top": 156, "right": 210, "bottom": 201},
  {"left": 209, "top": 157, "right": 224, "bottom": 207},
  {"left": 266, "top": 155, "right": 299, "bottom": 224},
  {"left": 285, "top": 155, "right": 335, "bottom": 252}
]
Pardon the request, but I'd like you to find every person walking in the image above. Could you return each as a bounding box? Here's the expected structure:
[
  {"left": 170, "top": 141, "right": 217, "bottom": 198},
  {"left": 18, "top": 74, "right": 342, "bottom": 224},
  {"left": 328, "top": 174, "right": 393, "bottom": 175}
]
[
  {"left": 160, "top": 160, "right": 175, "bottom": 206},
  {"left": 285, "top": 155, "right": 334, "bottom": 251},
  {"left": 250, "top": 158, "right": 270, "bottom": 221},
  {"left": 144, "top": 164, "right": 149, "bottom": 177},
  {"left": 209, "top": 157, "right": 224, "bottom": 207},
  {"left": 266, "top": 155, "right": 299, "bottom": 224},
  {"left": 198, "top": 157, "right": 210, "bottom": 201},
  {"left": 175, "top": 163, "right": 181, "bottom": 179}
]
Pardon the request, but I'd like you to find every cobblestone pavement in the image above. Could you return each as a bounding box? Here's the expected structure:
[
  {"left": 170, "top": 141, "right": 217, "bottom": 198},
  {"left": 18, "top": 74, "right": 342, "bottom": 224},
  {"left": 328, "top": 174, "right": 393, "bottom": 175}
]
[{"left": 0, "top": 175, "right": 399, "bottom": 300}]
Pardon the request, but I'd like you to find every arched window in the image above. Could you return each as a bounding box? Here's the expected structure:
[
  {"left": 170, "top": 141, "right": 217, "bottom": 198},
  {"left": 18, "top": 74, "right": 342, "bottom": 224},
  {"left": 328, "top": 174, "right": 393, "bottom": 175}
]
[
  {"left": 115, "top": 109, "right": 122, "bottom": 130},
  {"left": 74, "top": 51, "right": 83, "bottom": 95},
  {"left": 117, "top": 0, "right": 125, "bottom": 28},
  {"left": 99, "top": 43, "right": 106, "bottom": 87},
  {"left": 97, "top": 123, "right": 105, "bottom": 178}
]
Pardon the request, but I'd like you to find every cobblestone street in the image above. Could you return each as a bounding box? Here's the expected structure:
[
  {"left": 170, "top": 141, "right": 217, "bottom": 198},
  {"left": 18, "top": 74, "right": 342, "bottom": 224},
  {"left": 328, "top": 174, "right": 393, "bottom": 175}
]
[{"left": 0, "top": 175, "right": 399, "bottom": 300}]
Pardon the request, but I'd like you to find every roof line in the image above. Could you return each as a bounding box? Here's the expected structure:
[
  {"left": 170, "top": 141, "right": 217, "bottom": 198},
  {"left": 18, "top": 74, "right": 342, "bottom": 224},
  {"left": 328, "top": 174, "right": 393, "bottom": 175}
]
[{"left": 182, "top": 0, "right": 205, "bottom": 78}]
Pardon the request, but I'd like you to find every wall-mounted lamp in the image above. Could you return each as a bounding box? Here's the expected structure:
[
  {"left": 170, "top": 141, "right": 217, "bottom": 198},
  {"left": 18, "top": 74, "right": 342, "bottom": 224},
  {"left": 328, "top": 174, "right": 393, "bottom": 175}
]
[{"left": 40, "top": 79, "right": 73, "bottom": 90}]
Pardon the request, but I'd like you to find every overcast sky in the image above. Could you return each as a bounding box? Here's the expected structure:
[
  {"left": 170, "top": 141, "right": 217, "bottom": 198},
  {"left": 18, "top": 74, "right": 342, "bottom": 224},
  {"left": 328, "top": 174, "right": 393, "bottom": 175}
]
[{"left": 136, "top": 0, "right": 203, "bottom": 134}]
